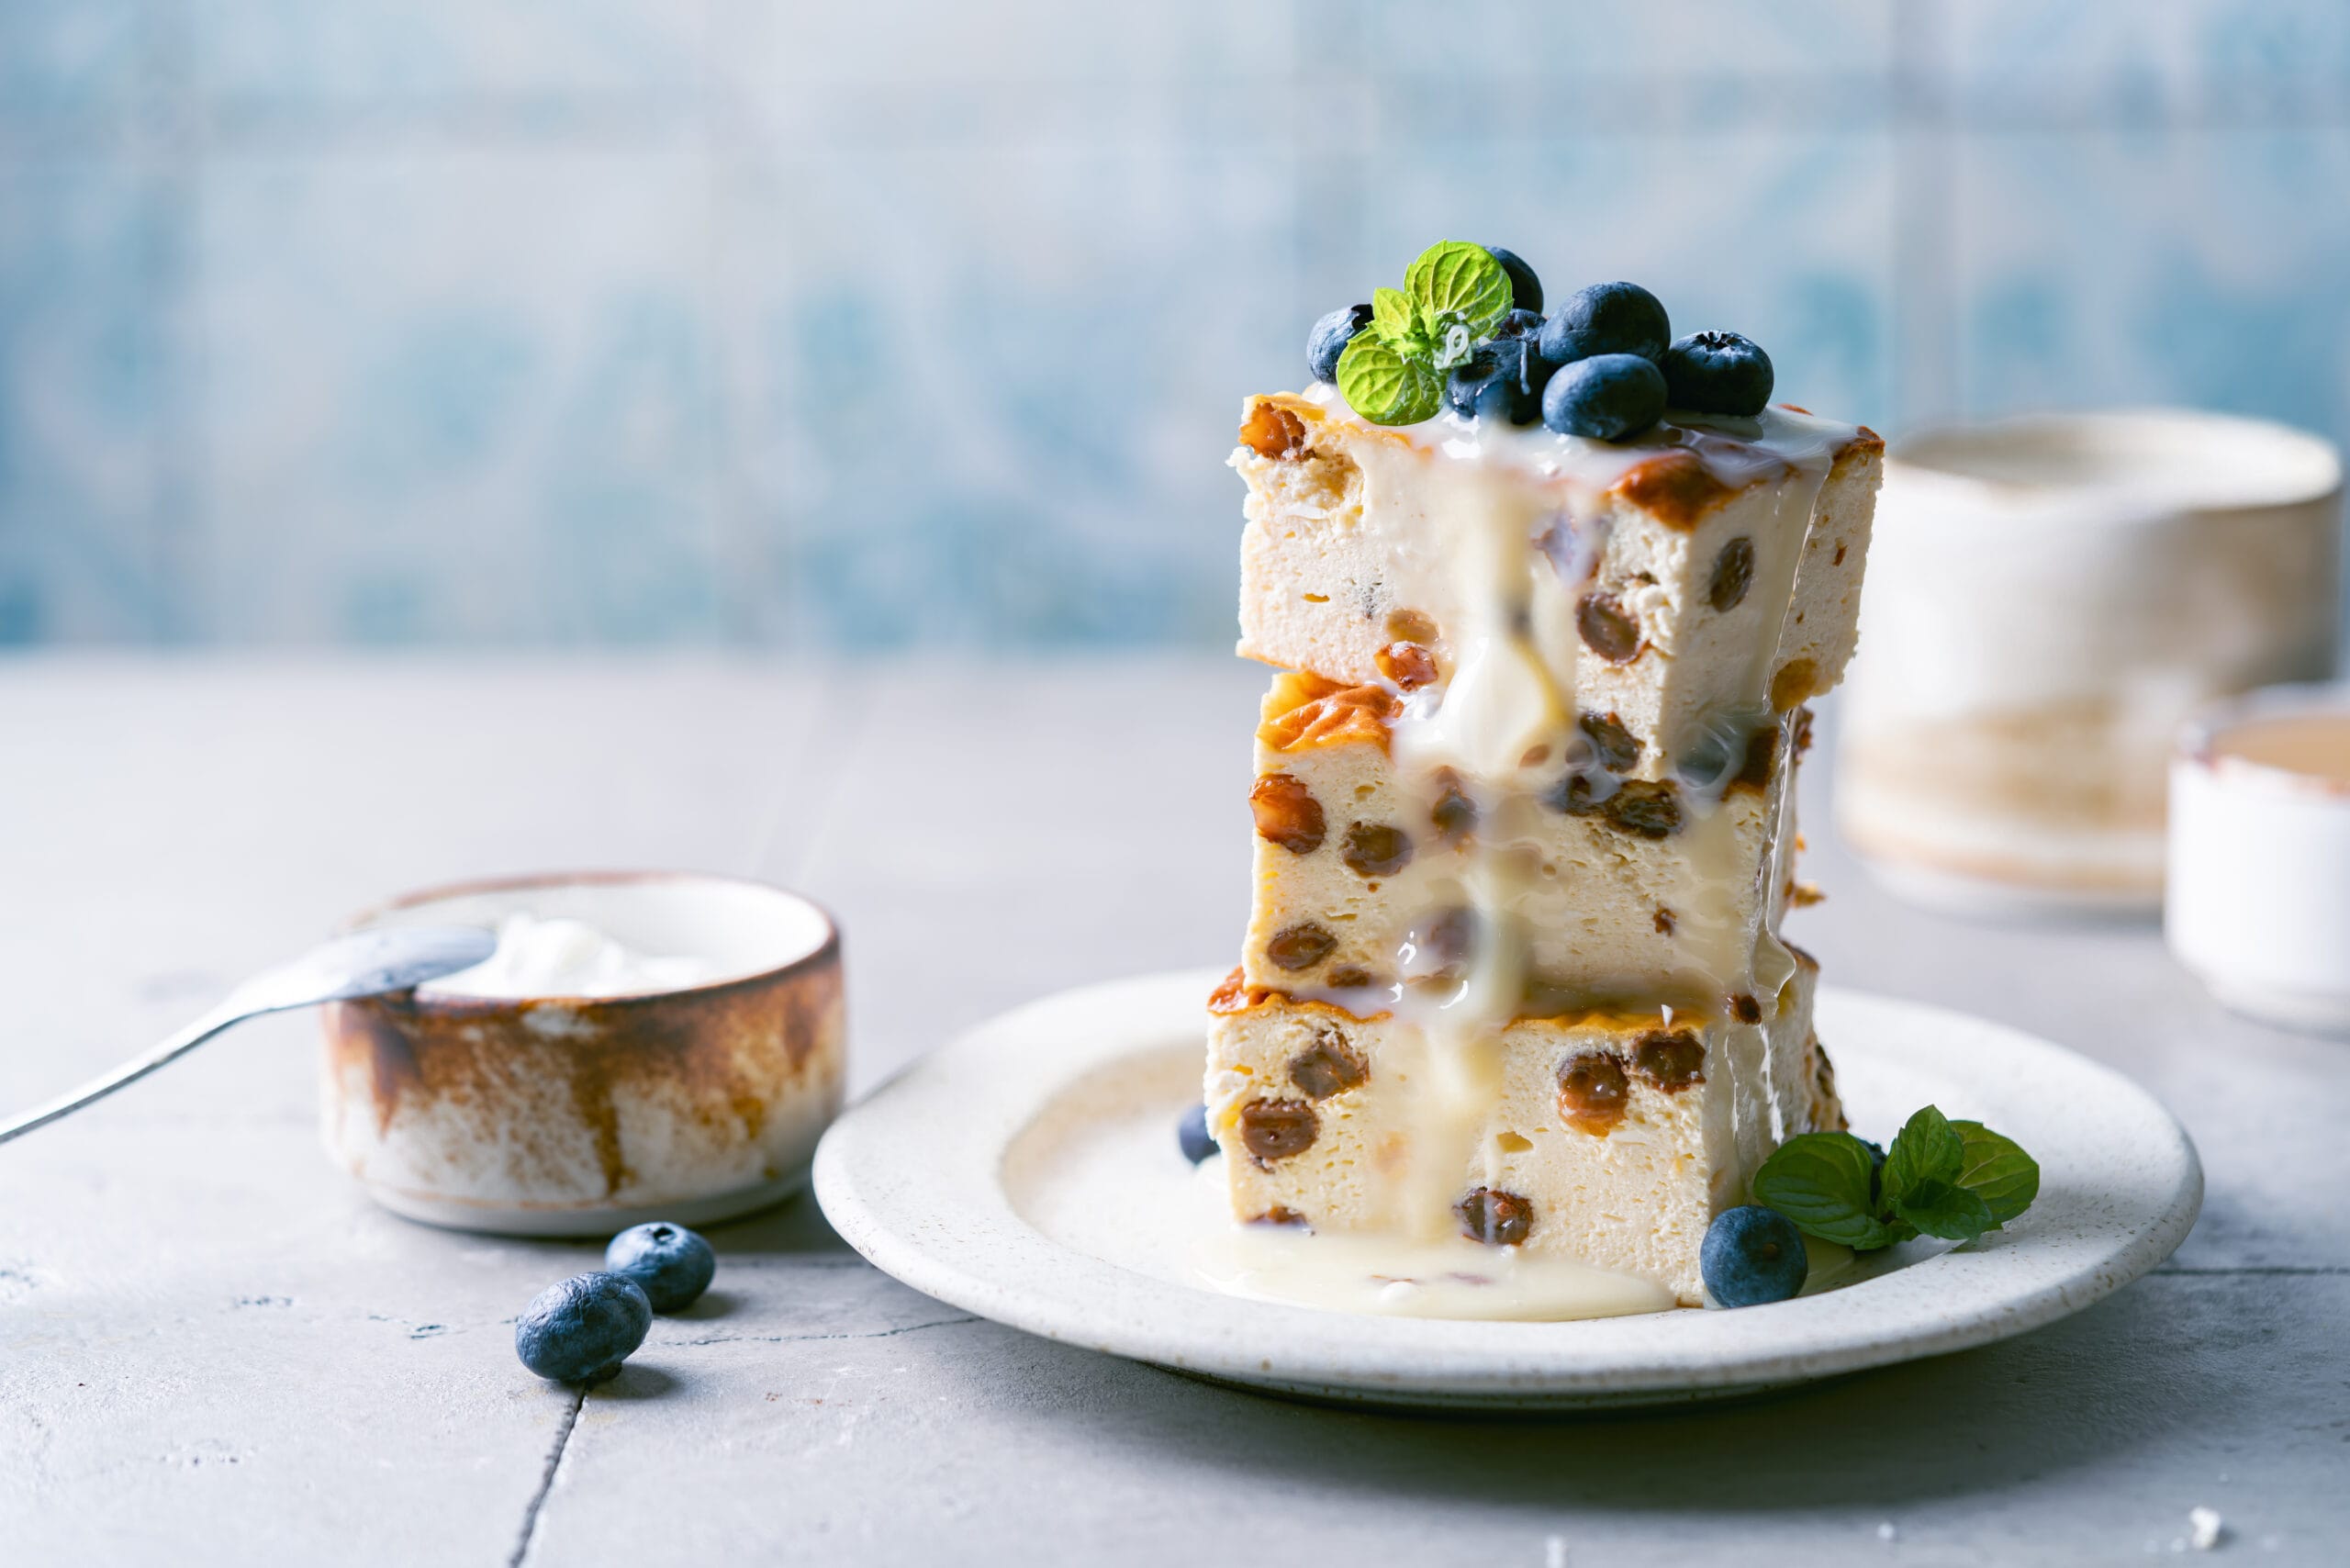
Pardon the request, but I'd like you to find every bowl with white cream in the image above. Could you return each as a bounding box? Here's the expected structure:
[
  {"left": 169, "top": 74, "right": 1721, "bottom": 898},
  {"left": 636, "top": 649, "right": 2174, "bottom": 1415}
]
[
  {"left": 320, "top": 872, "right": 844, "bottom": 1235},
  {"left": 2169, "top": 687, "right": 2350, "bottom": 1035}
]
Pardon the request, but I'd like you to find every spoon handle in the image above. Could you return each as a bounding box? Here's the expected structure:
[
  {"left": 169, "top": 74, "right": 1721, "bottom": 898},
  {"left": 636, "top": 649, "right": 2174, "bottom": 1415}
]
[{"left": 0, "top": 1006, "right": 242, "bottom": 1146}]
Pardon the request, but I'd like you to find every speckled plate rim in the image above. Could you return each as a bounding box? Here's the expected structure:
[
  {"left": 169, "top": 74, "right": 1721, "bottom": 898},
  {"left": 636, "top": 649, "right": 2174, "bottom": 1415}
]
[{"left": 812, "top": 970, "right": 2201, "bottom": 1410}]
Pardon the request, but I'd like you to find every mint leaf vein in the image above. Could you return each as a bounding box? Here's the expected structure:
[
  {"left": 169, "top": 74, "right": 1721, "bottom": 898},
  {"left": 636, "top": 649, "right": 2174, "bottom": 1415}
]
[
  {"left": 1882, "top": 1105, "right": 1964, "bottom": 1207},
  {"left": 1752, "top": 1133, "right": 1904, "bottom": 1250},
  {"left": 1952, "top": 1119, "right": 2042, "bottom": 1227},
  {"left": 1404, "top": 241, "right": 1511, "bottom": 342},
  {"left": 1335, "top": 332, "right": 1440, "bottom": 427},
  {"left": 1753, "top": 1104, "right": 2041, "bottom": 1255},
  {"left": 1890, "top": 1178, "right": 1997, "bottom": 1241}
]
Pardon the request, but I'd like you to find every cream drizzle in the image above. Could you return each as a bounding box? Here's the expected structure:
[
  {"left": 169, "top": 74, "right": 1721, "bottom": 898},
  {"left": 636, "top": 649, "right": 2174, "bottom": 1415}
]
[{"left": 1297, "top": 381, "right": 1858, "bottom": 497}]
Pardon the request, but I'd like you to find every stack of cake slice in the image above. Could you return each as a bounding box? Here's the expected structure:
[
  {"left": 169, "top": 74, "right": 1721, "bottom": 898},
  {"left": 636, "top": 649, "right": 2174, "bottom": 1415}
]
[{"left": 1207, "top": 386, "right": 1884, "bottom": 1305}]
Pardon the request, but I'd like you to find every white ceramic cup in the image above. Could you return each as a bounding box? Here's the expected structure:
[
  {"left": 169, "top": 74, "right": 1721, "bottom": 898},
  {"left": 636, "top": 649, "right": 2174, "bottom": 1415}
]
[
  {"left": 2167, "top": 685, "right": 2350, "bottom": 1035},
  {"left": 1837, "top": 409, "right": 2341, "bottom": 917}
]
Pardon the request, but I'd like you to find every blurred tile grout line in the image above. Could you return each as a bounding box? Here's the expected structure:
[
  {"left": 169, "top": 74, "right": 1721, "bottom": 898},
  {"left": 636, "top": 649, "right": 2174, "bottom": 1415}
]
[
  {"left": 506, "top": 1386, "right": 585, "bottom": 1568},
  {"left": 149, "top": 0, "right": 206, "bottom": 644},
  {"left": 698, "top": 3, "right": 763, "bottom": 648},
  {"left": 1891, "top": 0, "right": 1959, "bottom": 431}
]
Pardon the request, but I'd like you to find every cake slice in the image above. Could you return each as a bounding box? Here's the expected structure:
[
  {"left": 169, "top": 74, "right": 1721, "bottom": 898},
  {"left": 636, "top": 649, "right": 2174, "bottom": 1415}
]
[
  {"left": 1205, "top": 954, "right": 1841, "bottom": 1306},
  {"left": 1208, "top": 250, "right": 1882, "bottom": 1315},
  {"left": 1232, "top": 389, "right": 1882, "bottom": 778},
  {"left": 1241, "top": 667, "right": 1813, "bottom": 1009}
]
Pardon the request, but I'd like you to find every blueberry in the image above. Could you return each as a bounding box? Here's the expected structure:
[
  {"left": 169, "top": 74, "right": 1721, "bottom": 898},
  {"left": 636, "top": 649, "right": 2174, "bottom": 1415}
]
[
  {"left": 1662, "top": 330, "right": 1774, "bottom": 416},
  {"left": 514, "top": 1272, "right": 652, "bottom": 1383},
  {"left": 1307, "top": 303, "right": 1374, "bottom": 384},
  {"left": 604, "top": 1222, "right": 717, "bottom": 1313},
  {"left": 1447, "top": 338, "right": 1549, "bottom": 427},
  {"left": 1445, "top": 350, "right": 1494, "bottom": 417},
  {"left": 1178, "top": 1103, "right": 1217, "bottom": 1164},
  {"left": 1701, "top": 1205, "right": 1809, "bottom": 1307},
  {"left": 1483, "top": 246, "right": 1543, "bottom": 314},
  {"left": 1489, "top": 308, "right": 1546, "bottom": 343},
  {"left": 1541, "top": 353, "right": 1665, "bottom": 442},
  {"left": 1539, "top": 281, "right": 1671, "bottom": 366},
  {"left": 1862, "top": 1139, "right": 1887, "bottom": 1204}
]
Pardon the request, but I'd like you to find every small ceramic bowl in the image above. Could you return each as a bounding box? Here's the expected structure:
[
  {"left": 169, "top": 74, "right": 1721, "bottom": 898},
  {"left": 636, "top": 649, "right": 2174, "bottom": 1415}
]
[
  {"left": 319, "top": 871, "right": 845, "bottom": 1235},
  {"left": 2168, "top": 685, "right": 2350, "bottom": 1035}
]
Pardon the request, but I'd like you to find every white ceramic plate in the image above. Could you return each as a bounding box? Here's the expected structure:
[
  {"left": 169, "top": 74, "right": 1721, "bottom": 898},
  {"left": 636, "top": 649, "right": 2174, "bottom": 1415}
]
[{"left": 812, "top": 970, "right": 2201, "bottom": 1411}]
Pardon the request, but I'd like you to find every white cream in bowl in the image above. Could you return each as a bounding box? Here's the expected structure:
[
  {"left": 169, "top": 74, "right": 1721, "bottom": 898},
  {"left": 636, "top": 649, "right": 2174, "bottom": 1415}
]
[{"left": 416, "top": 913, "right": 725, "bottom": 1001}]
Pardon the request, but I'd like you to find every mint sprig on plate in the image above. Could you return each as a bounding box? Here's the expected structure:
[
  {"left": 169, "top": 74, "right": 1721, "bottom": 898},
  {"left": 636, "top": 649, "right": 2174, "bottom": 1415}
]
[
  {"left": 1335, "top": 241, "right": 1513, "bottom": 426},
  {"left": 1752, "top": 1104, "right": 2041, "bottom": 1252}
]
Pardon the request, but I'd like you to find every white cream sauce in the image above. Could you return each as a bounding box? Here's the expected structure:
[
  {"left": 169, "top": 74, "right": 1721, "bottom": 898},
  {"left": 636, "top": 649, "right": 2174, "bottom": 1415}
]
[
  {"left": 1184, "top": 1158, "right": 1673, "bottom": 1320},
  {"left": 1195, "top": 1211, "right": 1679, "bottom": 1321},
  {"left": 1186, "top": 1159, "right": 1860, "bottom": 1319},
  {"left": 1297, "top": 382, "right": 1853, "bottom": 488}
]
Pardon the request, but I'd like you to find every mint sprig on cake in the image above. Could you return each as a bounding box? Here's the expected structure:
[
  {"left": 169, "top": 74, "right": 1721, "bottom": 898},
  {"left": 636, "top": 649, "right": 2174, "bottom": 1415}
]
[{"left": 1313, "top": 241, "right": 1778, "bottom": 437}]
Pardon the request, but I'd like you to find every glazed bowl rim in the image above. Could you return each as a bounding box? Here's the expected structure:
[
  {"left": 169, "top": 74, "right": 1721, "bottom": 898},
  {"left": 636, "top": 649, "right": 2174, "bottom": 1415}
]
[
  {"left": 2176, "top": 681, "right": 2350, "bottom": 804},
  {"left": 1889, "top": 406, "right": 2344, "bottom": 515},
  {"left": 338, "top": 868, "right": 840, "bottom": 1013}
]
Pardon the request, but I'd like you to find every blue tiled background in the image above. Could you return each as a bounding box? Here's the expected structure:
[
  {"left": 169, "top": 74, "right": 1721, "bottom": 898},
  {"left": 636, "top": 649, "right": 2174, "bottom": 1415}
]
[{"left": 3, "top": 1, "right": 2347, "bottom": 648}]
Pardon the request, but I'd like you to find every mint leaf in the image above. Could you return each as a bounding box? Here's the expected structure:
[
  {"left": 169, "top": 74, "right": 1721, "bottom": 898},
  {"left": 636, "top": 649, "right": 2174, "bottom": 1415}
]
[
  {"left": 1881, "top": 1105, "right": 1964, "bottom": 1209},
  {"left": 1751, "top": 1133, "right": 1907, "bottom": 1250},
  {"left": 1404, "top": 241, "right": 1511, "bottom": 344},
  {"left": 1336, "top": 245, "right": 1511, "bottom": 420},
  {"left": 1755, "top": 1105, "right": 2042, "bottom": 1257},
  {"left": 1951, "top": 1120, "right": 2041, "bottom": 1226},
  {"left": 1335, "top": 331, "right": 1440, "bottom": 426},
  {"left": 1890, "top": 1177, "right": 1997, "bottom": 1242},
  {"left": 1370, "top": 286, "right": 1416, "bottom": 342}
]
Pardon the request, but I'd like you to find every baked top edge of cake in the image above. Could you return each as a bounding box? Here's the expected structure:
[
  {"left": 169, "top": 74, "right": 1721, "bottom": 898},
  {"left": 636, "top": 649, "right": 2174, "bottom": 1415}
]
[{"left": 1237, "top": 386, "right": 1883, "bottom": 534}]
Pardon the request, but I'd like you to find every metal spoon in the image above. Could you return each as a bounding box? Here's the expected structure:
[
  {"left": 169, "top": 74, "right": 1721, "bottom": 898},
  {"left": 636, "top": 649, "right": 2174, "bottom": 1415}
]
[{"left": 0, "top": 924, "right": 497, "bottom": 1146}]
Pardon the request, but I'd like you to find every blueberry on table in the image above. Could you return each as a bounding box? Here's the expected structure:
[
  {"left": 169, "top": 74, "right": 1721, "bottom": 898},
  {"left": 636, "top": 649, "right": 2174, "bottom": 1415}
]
[
  {"left": 1662, "top": 330, "right": 1774, "bottom": 416},
  {"left": 605, "top": 1221, "right": 718, "bottom": 1313},
  {"left": 1539, "top": 281, "right": 1671, "bottom": 366},
  {"left": 1307, "top": 303, "right": 1374, "bottom": 384},
  {"left": 514, "top": 1272, "right": 652, "bottom": 1383},
  {"left": 1701, "top": 1205, "right": 1808, "bottom": 1307},
  {"left": 1178, "top": 1103, "right": 1217, "bottom": 1165},
  {"left": 1483, "top": 245, "right": 1544, "bottom": 313},
  {"left": 1541, "top": 353, "right": 1666, "bottom": 442}
]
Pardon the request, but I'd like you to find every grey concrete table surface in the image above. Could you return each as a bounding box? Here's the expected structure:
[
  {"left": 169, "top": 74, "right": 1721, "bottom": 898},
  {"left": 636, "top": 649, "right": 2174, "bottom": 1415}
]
[{"left": 0, "top": 654, "right": 2342, "bottom": 1566}]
